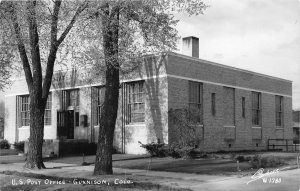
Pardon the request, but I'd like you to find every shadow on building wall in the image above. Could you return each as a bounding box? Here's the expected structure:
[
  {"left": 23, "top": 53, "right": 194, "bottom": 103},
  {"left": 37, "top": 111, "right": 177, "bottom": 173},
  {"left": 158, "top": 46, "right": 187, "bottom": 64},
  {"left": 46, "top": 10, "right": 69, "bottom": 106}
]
[{"left": 140, "top": 55, "right": 167, "bottom": 144}]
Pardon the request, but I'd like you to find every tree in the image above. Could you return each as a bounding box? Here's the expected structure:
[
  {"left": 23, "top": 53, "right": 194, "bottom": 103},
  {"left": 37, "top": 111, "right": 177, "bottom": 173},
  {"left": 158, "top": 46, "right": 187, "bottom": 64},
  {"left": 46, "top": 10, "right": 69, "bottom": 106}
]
[
  {"left": 77, "top": 0, "right": 207, "bottom": 175},
  {"left": 0, "top": 0, "right": 88, "bottom": 169}
]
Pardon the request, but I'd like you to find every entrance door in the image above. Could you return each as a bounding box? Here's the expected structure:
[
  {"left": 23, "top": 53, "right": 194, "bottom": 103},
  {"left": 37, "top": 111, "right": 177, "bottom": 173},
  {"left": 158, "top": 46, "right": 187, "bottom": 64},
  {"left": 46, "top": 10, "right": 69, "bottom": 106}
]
[{"left": 57, "top": 110, "right": 74, "bottom": 139}]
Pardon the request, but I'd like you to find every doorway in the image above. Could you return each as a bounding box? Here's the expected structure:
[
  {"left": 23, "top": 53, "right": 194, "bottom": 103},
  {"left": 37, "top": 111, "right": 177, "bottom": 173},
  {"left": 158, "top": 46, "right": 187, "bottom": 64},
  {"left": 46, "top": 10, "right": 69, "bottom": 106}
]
[{"left": 57, "top": 110, "right": 74, "bottom": 139}]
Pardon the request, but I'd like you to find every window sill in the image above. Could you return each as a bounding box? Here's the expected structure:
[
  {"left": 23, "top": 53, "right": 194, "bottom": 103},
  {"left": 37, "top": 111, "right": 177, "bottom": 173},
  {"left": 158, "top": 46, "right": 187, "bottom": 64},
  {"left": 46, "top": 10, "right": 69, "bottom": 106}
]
[
  {"left": 276, "top": 127, "right": 284, "bottom": 130},
  {"left": 19, "top": 125, "right": 52, "bottom": 128},
  {"left": 19, "top": 126, "right": 30, "bottom": 129},
  {"left": 252, "top": 126, "right": 262, "bottom": 129},
  {"left": 224, "top": 125, "right": 235, "bottom": 128},
  {"left": 125, "top": 123, "right": 146, "bottom": 127}
]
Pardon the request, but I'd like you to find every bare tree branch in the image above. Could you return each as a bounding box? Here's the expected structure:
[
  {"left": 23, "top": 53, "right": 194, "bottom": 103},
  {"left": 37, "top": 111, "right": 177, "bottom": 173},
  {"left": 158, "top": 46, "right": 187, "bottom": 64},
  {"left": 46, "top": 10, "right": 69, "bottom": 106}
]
[
  {"left": 42, "top": 0, "right": 88, "bottom": 99},
  {"left": 8, "top": 1, "right": 33, "bottom": 89},
  {"left": 57, "top": 1, "right": 88, "bottom": 45}
]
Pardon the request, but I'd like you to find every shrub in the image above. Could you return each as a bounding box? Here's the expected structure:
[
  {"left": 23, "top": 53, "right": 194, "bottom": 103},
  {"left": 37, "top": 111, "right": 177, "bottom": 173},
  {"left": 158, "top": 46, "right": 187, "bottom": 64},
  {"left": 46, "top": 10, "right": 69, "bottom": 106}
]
[
  {"left": 169, "top": 144, "right": 196, "bottom": 159},
  {"left": 250, "top": 155, "right": 285, "bottom": 168},
  {"left": 139, "top": 141, "right": 166, "bottom": 157},
  {"left": 176, "top": 146, "right": 196, "bottom": 159},
  {"left": 235, "top": 155, "right": 246, "bottom": 162},
  {"left": 250, "top": 154, "right": 262, "bottom": 168},
  {"left": 13, "top": 141, "right": 25, "bottom": 152},
  {"left": 0, "top": 139, "right": 10, "bottom": 149}
]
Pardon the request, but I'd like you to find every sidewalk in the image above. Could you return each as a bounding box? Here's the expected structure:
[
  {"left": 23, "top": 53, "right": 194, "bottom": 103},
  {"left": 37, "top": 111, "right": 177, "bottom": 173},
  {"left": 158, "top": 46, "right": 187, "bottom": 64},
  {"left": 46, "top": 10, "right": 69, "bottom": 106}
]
[{"left": 0, "top": 162, "right": 299, "bottom": 191}]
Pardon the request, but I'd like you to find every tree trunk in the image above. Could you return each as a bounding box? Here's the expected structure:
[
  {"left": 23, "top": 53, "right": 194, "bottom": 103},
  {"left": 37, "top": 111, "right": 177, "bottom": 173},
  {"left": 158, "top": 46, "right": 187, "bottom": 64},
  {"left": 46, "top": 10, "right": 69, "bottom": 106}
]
[
  {"left": 25, "top": 89, "right": 46, "bottom": 169},
  {"left": 94, "top": 3, "right": 119, "bottom": 175}
]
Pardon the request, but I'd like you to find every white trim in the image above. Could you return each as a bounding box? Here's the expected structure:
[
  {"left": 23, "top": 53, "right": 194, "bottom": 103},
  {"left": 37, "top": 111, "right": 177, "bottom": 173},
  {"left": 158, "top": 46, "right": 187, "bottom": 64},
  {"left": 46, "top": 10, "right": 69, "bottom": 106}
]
[
  {"left": 121, "top": 74, "right": 167, "bottom": 83},
  {"left": 252, "top": 126, "right": 262, "bottom": 129},
  {"left": 18, "top": 125, "right": 52, "bottom": 129},
  {"left": 19, "top": 126, "right": 30, "bottom": 129},
  {"left": 224, "top": 125, "right": 236, "bottom": 128},
  {"left": 125, "top": 123, "right": 146, "bottom": 127},
  {"left": 168, "top": 52, "right": 292, "bottom": 83},
  {"left": 167, "top": 74, "right": 292, "bottom": 98}
]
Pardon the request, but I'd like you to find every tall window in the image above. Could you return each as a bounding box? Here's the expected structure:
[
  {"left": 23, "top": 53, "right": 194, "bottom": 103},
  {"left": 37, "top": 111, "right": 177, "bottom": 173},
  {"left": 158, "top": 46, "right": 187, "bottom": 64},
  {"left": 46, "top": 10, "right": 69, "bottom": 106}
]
[
  {"left": 252, "top": 92, "right": 261, "bottom": 126},
  {"left": 211, "top": 93, "right": 216, "bottom": 116},
  {"left": 223, "top": 87, "right": 235, "bottom": 126},
  {"left": 242, "top": 97, "right": 246, "bottom": 118},
  {"left": 275, "top": 95, "right": 283, "bottom": 127},
  {"left": 44, "top": 93, "right": 52, "bottom": 125},
  {"left": 188, "top": 81, "right": 203, "bottom": 123},
  {"left": 20, "top": 94, "right": 52, "bottom": 126},
  {"left": 21, "top": 95, "right": 30, "bottom": 126},
  {"left": 96, "top": 86, "right": 105, "bottom": 125},
  {"left": 68, "top": 89, "right": 79, "bottom": 106},
  {"left": 127, "top": 81, "right": 145, "bottom": 123}
]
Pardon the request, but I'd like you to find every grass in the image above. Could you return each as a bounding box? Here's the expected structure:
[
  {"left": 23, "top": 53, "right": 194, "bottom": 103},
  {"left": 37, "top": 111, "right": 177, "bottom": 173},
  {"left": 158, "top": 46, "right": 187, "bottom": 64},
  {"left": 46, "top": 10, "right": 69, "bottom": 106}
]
[
  {"left": 0, "top": 149, "right": 19, "bottom": 156},
  {"left": 113, "top": 157, "right": 253, "bottom": 175},
  {"left": 46, "top": 151, "right": 299, "bottom": 175}
]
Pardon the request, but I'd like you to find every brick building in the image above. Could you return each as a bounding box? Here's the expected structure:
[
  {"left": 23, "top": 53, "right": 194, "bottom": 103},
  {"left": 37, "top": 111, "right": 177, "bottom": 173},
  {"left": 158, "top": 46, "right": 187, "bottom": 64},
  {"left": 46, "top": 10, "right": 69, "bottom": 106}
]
[{"left": 4, "top": 37, "right": 293, "bottom": 155}]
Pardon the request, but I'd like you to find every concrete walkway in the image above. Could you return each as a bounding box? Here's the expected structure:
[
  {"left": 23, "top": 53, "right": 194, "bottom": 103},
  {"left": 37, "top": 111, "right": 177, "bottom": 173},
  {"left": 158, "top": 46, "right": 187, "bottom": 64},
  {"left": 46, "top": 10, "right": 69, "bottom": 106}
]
[{"left": 0, "top": 162, "right": 299, "bottom": 191}]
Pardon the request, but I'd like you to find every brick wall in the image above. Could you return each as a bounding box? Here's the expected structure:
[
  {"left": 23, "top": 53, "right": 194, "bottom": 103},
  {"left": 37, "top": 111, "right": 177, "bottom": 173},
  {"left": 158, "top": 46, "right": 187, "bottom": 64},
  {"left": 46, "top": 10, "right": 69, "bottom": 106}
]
[{"left": 167, "top": 53, "right": 293, "bottom": 152}]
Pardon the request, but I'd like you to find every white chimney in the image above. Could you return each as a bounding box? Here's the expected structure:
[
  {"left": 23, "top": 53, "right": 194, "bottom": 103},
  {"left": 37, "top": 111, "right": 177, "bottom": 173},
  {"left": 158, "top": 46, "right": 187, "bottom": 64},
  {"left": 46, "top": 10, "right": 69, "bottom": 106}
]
[{"left": 182, "top": 36, "right": 199, "bottom": 58}]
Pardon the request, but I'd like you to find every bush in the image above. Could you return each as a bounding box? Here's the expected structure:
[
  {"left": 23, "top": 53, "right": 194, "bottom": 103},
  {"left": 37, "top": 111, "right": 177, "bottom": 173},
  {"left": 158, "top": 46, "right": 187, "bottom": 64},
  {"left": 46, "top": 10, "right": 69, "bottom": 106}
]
[
  {"left": 13, "top": 141, "right": 25, "bottom": 152},
  {"left": 139, "top": 141, "right": 166, "bottom": 157},
  {"left": 250, "top": 155, "right": 285, "bottom": 168},
  {"left": 169, "top": 144, "right": 196, "bottom": 159},
  {"left": 176, "top": 146, "right": 196, "bottom": 159},
  {"left": 0, "top": 139, "right": 10, "bottom": 149},
  {"left": 235, "top": 155, "right": 246, "bottom": 162}
]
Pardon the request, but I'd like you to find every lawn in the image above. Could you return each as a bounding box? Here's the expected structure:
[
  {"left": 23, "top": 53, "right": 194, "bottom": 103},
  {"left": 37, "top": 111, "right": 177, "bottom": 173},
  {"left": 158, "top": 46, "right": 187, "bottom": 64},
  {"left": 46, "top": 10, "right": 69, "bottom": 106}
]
[
  {"left": 0, "top": 149, "right": 19, "bottom": 156},
  {"left": 46, "top": 151, "right": 300, "bottom": 176},
  {"left": 113, "top": 157, "right": 252, "bottom": 175}
]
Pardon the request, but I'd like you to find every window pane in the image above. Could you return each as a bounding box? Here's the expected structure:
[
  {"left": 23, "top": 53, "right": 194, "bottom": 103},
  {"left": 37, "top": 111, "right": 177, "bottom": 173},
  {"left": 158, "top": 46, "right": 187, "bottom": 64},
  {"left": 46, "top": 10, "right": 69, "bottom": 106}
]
[
  {"left": 127, "top": 81, "right": 145, "bottom": 123},
  {"left": 275, "top": 95, "right": 283, "bottom": 126},
  {"left": 188, "top": 81, "right": 203, "bottom": 123},
  {"left": 252, "top": 92, "right": 261, "bottom": 125}
]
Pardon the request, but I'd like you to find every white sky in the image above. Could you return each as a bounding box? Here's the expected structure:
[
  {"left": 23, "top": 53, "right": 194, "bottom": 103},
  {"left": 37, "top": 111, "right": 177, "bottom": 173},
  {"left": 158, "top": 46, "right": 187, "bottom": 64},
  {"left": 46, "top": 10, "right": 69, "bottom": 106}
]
[
  {"left": 0, "top": 0, "right": 299, "bottom": 109},
  {"left": 174, "top": 0, "right": 300, "bottom": 109}
]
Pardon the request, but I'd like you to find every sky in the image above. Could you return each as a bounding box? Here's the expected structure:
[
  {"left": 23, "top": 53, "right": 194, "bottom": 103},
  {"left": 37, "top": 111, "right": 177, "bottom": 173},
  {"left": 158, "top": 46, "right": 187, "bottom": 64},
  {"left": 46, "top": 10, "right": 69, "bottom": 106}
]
[
  {"left": 0, "top": 0, "right": 299, "bottom": 109},
  {"left": 174, "top": 0, "right": 300, "bottom": 109}
]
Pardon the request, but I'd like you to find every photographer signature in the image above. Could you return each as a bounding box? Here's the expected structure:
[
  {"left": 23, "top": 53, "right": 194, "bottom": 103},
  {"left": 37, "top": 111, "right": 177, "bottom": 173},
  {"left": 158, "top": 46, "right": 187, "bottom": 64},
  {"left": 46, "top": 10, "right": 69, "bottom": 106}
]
[{"left": 246, "top": 167, "right": 289, "bottom": 184}]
